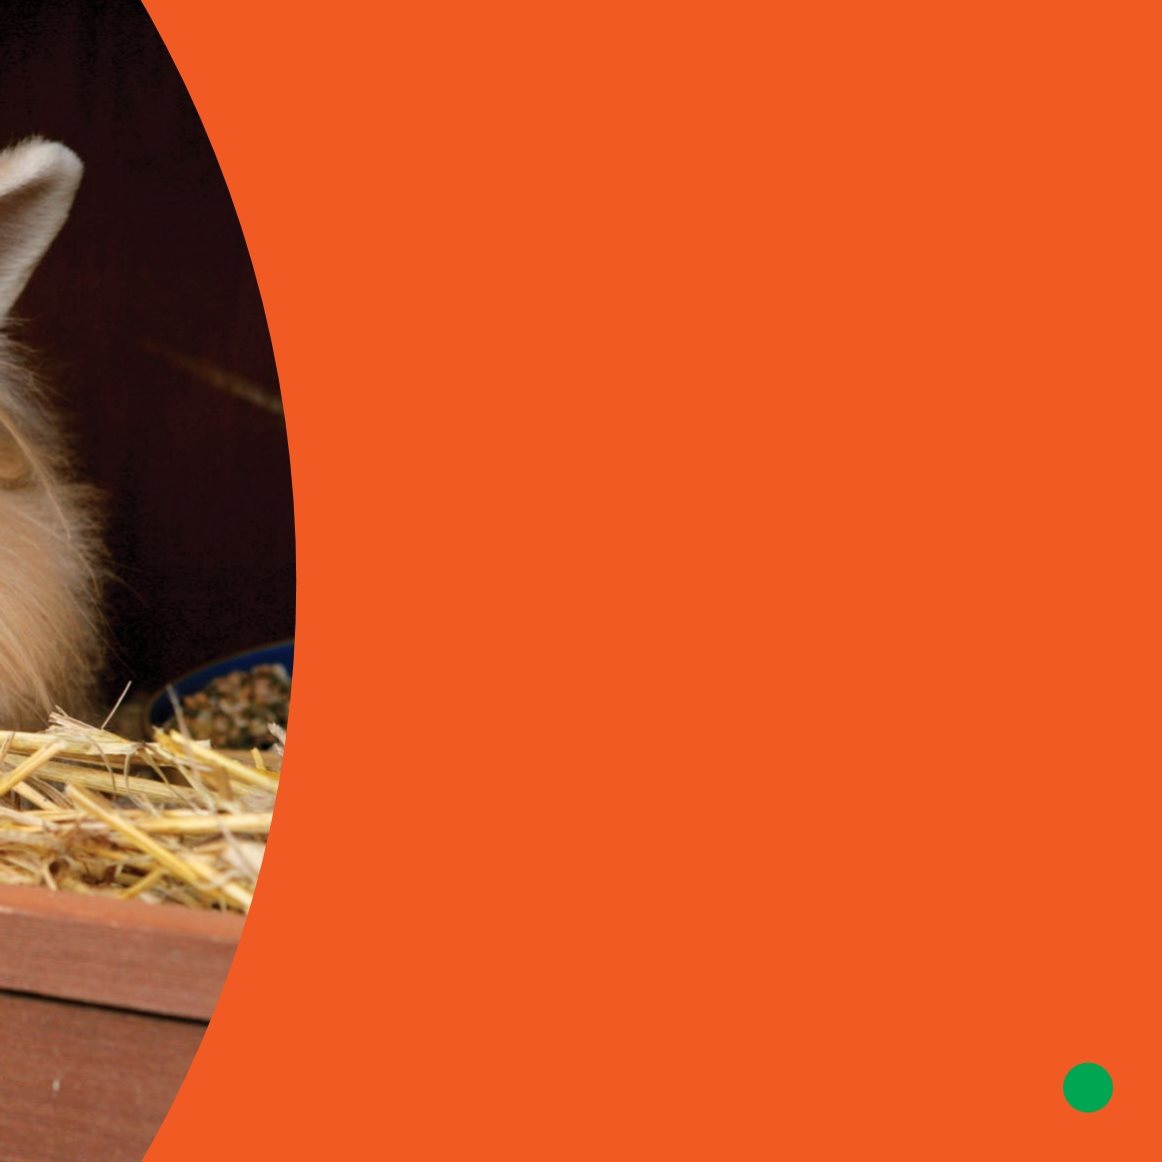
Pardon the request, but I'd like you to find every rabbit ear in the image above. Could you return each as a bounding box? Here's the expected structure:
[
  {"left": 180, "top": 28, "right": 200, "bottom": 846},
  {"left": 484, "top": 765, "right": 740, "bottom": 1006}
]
[{"left": 0, "top": 138, "right": 82, "bottom": 319}]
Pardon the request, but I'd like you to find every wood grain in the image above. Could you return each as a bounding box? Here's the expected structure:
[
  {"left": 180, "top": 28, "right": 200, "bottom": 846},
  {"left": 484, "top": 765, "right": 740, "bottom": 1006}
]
[
  {"left": 0, "top": 884, "right": 243, "bottom": 1020},
  {"left": 0, "top": 990, "right": 204, "bottom": 1162}
]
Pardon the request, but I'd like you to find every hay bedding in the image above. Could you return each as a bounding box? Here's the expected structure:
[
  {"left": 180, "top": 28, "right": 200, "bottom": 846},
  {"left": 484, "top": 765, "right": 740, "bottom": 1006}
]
[{"left": 0, "top": 712, "right": 279, "bottom": 913}]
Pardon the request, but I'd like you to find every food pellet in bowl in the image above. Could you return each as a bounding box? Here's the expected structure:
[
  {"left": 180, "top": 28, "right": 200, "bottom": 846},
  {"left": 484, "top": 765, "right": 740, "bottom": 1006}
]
[{"left": 164, "top": 663, "right": 290, "bottom": 749}]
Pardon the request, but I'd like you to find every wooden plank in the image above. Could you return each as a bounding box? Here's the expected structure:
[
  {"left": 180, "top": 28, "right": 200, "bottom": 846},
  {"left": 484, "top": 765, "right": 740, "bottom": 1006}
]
[
  {"left": 0, "top": 884, "right": 243, "bottom": 1020},
  {"left": 0, "top": 990, "right": 204, "bottom": 1162}
]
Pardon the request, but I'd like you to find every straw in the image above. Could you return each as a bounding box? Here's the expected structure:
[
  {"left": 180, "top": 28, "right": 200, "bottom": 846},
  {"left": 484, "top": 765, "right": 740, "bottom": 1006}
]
[{"left": 0, "top": 713, "right": 278, "bottom": 913}]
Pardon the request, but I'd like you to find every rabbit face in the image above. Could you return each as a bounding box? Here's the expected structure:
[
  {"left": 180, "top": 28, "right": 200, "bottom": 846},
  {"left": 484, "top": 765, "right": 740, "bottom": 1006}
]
[{"left": 0, "top": 139, "right": 102, "bottom": 727}]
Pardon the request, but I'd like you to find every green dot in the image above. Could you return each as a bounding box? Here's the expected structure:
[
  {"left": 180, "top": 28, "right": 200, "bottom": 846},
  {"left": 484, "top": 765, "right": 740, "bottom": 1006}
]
[{"left": 1063, "top": 1063, "right": 1113, "bottom": 1112}]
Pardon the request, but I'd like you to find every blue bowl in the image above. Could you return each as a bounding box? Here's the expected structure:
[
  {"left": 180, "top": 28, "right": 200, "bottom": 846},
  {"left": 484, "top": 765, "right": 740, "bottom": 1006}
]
[{"left": 145, "top": 639, "right": 294, "bottom": 730}]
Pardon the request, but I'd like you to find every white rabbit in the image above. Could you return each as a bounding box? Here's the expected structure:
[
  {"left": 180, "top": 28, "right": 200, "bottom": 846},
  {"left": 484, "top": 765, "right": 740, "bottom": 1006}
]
[{"left": 0, "top": 138, "right": 102, "bottom": 727}]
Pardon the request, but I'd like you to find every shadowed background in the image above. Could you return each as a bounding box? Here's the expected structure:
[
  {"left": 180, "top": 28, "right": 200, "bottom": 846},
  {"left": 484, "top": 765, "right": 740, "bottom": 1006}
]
[{"left": 0, "top": 0, "right": 294, "bottom": 715}]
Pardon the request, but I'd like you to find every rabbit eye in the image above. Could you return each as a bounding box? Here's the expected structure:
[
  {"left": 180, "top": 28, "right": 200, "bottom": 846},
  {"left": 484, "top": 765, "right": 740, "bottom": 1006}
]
[{"left": 0, "top": 427, "right": 31, "bottom": 488}]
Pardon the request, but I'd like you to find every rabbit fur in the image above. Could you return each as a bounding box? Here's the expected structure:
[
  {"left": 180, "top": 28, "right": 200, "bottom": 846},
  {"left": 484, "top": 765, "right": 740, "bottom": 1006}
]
[{"left": 0, "top": 138, "right": 102, "bottom": 727}]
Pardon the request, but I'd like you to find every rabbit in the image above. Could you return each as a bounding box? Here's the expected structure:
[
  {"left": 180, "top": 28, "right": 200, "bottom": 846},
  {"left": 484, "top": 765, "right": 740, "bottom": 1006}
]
[{"left": 0, "top": 137, "right": 102, "bottom": 728}]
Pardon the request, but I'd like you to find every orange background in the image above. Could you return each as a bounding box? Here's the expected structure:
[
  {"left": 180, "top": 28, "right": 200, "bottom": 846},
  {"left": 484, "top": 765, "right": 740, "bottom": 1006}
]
[{"left": 142, "top": 2, "right": 1162, "bottom": 1156}]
